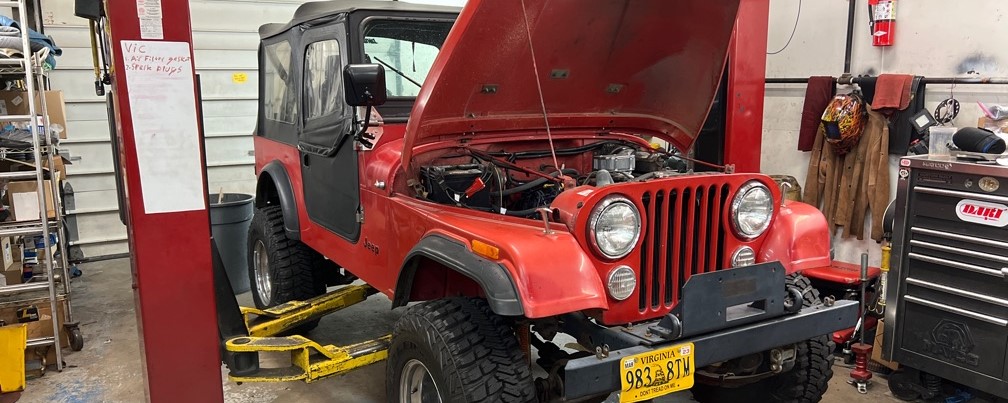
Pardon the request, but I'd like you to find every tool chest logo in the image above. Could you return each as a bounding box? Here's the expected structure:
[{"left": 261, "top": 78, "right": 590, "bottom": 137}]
[
  {"left": 955, "top": 199, "right": 1008, "bottom": 227},
  {"left": 923, "top": 320, "right": 979, "bottom": 367}
]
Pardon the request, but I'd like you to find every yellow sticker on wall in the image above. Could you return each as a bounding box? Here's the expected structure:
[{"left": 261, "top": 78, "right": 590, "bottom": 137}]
[{"left": 232, "top": 72, "right": 248, "bottom": 84}]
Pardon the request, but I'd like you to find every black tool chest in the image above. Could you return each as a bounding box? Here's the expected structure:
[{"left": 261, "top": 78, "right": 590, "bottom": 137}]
[{"left": 884, "top": 156, "right": 1008, "bottom": 398}]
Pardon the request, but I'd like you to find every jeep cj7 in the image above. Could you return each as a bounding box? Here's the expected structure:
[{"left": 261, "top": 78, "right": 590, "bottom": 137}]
[{"left": 224, "top": 0, "right": 859, "bottom": 401}]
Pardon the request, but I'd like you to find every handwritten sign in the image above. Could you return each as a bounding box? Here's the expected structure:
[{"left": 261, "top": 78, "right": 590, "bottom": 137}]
[
  {"left": 121, "top": 40, "right": 206, "bottom": 214},
  {"left": 232, "top": 72, "right": 248, "bottom": 84}
]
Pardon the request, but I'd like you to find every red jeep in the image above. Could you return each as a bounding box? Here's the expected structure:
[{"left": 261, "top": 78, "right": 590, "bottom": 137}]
[{"left": 251, "top": 0, "right": 857, "bottom": 401}]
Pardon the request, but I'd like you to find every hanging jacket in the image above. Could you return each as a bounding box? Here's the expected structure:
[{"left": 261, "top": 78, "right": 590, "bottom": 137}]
[{"left": 803, "top": 105, "right": 890, "bottom": 242}]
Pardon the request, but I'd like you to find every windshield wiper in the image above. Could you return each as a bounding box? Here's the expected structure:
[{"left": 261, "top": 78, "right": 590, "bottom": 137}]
[{"left": 372, "top": 56, "right": 422, "bottom": 89}]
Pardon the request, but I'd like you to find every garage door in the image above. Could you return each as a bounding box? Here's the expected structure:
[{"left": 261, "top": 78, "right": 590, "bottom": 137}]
[{"left": 43, "top": 0, "right": 304, "bottom": 258}]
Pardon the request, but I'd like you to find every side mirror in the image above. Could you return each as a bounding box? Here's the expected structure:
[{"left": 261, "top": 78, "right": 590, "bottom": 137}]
[{"left": 343, "top": 64, "right": 387, "bottom": 107}]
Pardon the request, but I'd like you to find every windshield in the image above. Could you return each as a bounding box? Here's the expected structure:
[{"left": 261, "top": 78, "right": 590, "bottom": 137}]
[{"left": 363, "top": 19, "right": 454, "bottom": 98}]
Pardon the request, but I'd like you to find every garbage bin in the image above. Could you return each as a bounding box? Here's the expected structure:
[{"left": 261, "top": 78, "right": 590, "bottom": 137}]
[{"left": 209, "top": 193, "right": 254, "bottom": 294}]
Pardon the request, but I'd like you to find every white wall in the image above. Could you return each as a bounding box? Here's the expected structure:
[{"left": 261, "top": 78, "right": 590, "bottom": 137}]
[
  {"left": 761, "top": 0, "right": 1008, "bottom": 266},
  {"left": 43, "top": 0, "right": 304, "bottom": 257}
]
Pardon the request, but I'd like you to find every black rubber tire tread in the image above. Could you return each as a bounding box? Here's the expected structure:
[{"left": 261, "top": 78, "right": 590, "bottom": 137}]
[
  {"left": 247, "top": 206, "right": 325, "bottom": 332},
  {"left": 386, "top": 297, "right": 536, "bottom": 403},
  {"left": 691, "top": 274, "right": 834, "bottom": 403}
]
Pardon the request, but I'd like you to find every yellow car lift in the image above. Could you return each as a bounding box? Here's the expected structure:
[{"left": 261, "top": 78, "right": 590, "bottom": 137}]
[{"left": 221, "top": 283, "right": 391, "bottom": 384}]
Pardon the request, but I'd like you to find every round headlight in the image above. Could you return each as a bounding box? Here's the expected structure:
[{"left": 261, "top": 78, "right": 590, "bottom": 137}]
[
  {"left": 731, "top": 181, "right": 774, "bottom": 239},
  {"left": 588, "top": 196, "right": 641, "bottom": 259},
  {"left": 607, "top": 265, "right": 636, "bottom": 301}
]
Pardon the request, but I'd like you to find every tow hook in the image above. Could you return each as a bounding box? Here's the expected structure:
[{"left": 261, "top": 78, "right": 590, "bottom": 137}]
[
  {"left": 770, "top": 345, "right": 797, "bottom": 374},
  {"left": 783, "top": 286, "right": 805, "bottom": 314},
  {"left": 770, "top": 349, "right": 784, "bottom": 373},
  {"left": 595, "top": 344, "right": 610, "bottom": 359}
]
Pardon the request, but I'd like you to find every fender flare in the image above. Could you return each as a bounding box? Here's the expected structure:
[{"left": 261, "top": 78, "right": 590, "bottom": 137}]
[
  {"left": 257, "top": 161, "right": 301, "bottom": 241},
  {"left": 392, "top": 235, "right": 524, "bottom": 316},
  {"left": 758, "top": 200, "right": 831, "bottom": 275}
]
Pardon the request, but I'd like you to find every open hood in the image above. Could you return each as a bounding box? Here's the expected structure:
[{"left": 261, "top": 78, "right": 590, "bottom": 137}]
[{"left": 403, "top": 0, "right": 741, "bottom": 165}]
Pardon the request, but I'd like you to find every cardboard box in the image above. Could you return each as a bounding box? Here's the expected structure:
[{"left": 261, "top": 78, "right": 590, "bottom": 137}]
[
  {"left": 979, "top": 116, "right": 1008, "bottom": 134},
  {"left": 871, "top": 319, "right": 900, "bottom": 371},
  {"left": 0, "top": 297, "right": 70, "bottom": 367},
  {"left": 1, "top": 266, "right": 18, "bottom": 286},
  {"left": 0, "top": 90, "right": 68, "bottom": 139},
  {"left": 6, "top": 177, "right": 56, "bottom": 221}
]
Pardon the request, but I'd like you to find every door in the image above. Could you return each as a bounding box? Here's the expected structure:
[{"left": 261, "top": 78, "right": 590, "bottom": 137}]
[{"left": 298, "top": 24, "right": 361, "bottom": 241}]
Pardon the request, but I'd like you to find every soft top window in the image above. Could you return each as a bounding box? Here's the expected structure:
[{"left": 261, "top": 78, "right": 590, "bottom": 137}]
[
  {"left": 263, "top": 40, "right": 297, "bottom": 124},
  {"left": 304, "top": 39, "right": 345, "bottom": 121}
]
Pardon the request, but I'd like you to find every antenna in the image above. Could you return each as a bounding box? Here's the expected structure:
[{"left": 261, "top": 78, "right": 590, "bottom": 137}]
[{"left": 520, "top": 0, "right": 565, "bottom": 182}]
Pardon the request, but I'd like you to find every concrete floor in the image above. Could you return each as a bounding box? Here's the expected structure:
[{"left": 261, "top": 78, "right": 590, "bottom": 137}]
[{"left": 17, "top": 258, "right": 910, "bottom": 403}]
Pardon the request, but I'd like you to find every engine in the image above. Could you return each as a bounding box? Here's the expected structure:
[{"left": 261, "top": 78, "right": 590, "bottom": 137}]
[{"left": 412, "top": 141, "right": 689, "bottom": 218}]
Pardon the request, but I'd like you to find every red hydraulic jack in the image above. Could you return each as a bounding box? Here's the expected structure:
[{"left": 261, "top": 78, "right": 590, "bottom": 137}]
[{"left": 848, "top": 253, "right": 873, "bottom": 394}]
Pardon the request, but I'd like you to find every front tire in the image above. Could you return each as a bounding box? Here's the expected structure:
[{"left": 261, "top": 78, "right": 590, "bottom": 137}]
[
  {"left": 691, "top": 274, "right": 834, "bottom": 403},
  {"left": 386, "top": 298, "right": 536, "bottom": 403},
  {"left": 247, "top": 205, "right": 325, "bottom": 332}
]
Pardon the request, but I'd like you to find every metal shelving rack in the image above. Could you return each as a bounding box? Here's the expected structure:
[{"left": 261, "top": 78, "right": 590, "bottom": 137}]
[{"left": 0, "top": 0, "right": 77, "bottom": 372}]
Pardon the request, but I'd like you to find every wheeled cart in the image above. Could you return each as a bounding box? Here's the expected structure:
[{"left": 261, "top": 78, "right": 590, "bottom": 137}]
[{"left": 884, "top": 155, "right": 1008, "bottom": 399}]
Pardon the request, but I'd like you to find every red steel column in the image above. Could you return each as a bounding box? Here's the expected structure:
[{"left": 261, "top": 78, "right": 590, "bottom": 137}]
[
  {"left": 724, "top": 0, "right": 770, "bottom": 173},
  {"left": 105, "top": 1, "right": 223, "bottom": 401}
]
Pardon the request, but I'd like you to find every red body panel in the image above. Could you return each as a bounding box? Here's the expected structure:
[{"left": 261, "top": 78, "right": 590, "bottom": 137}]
[
  {"left": 402, "top": 0, "right": 741, "bottom": 165},
  {"left": 256, "top": 127, "right": 611, "bottom": 318}
]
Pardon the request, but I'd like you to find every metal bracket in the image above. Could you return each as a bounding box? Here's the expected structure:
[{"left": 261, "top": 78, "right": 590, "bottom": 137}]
[{"left": 226, "top": 284, "right": 388, "bottom": 383}]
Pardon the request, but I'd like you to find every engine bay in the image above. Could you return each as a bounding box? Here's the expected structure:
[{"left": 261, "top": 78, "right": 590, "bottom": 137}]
[{"left": 410, "top": 140, "right": 690, "bottom": 218}]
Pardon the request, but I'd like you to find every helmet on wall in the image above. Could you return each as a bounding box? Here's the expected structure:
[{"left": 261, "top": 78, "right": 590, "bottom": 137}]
[{"left": 820, "top": 93, "right": 866, "bottom": 155}]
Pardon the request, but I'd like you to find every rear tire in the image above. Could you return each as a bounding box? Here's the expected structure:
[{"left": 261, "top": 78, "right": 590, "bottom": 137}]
[
  {"left": 386, "top": 297, "right": 536, "bottom": 403},
  {"left": 247, "top": 205, "right": 325, "bottom": 333},
  {"left": 691, "top": 274, "right": 834, "bottom": 403}
]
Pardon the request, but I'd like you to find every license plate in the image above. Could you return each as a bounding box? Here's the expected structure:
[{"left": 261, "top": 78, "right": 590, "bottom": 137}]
[{"left": 618, "top": 343, "right": 695, "bottom": 403}]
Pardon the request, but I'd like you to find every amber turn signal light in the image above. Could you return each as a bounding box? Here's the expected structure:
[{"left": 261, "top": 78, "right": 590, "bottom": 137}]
[{"left": 471, "top": 239, "right": 500, "bottom": 260}]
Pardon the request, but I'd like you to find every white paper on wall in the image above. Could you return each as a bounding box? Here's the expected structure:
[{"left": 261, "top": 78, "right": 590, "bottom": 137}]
[{"left": 120, "top": 40, "right": 206, "bottom": 214}]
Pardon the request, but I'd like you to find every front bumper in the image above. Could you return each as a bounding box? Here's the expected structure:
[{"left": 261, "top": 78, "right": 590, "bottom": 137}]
[
  {"left": 560, "top": 262, "right": 859, "bottom": 399},
  {"left": 563, "top": 300, "right": 857, "bottom": 398}
]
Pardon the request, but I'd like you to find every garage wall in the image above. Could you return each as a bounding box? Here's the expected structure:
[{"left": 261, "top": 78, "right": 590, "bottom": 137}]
[
  {"left": 762, "top": 0, "right": 1008, "bottom": 266},
  {"left": 41, "top": 0, "right": 305, "bottom": 257},
  {"left": 43, "top": 0, "right": 1006, "bottom": 263}
]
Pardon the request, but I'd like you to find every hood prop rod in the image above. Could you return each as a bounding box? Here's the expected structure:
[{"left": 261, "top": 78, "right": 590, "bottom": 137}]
[{"left": 520, "top": 0, "right": 571, "bottom": 186}]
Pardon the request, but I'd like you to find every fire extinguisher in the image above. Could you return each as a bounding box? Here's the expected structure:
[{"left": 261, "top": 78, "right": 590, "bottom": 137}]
[{"left": 868, "top": 0, "right": 896, "bottom": 46}]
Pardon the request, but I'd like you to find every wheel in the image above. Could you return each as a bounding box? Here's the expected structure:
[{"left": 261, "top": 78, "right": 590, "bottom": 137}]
[
  {"left": 386, "top": 297, "right": 535, "bottom": 403},
  {"left": 887, "top": 369, "right": 922, "bottom": 401},
  {"left": 691, "top": 274, "right": 834, "bottom": 403},
  {"left": 247, "top": 205, "right": 325, "bottom": 333},
  {"left": 69, "top": 326, "right": 84, "bottom": 351}
]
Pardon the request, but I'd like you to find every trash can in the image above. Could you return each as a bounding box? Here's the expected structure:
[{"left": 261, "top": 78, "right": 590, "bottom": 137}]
[{"left": 209, "top": 193, "right": 254, "bottom": 294}]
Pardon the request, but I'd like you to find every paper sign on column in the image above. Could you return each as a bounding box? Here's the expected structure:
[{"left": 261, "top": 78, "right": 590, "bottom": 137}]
[
  {"left": 136, "top": 0, "right": 164, "bottom": 40},
  {"left": 120, "top": 40, "right": 206, "bottom": 214}
]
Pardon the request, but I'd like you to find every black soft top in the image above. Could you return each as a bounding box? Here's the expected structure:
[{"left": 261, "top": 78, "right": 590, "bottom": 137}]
[{"left": 259, "top": 0, "right": 461, "bottom": 39}]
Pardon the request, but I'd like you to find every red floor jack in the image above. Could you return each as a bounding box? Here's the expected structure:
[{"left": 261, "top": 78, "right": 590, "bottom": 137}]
[{"left": 848, "top": 253, "right": 873, "bottom": 394}]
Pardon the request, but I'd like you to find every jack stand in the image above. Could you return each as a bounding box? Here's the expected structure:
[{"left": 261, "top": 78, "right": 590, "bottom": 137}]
[
  {"left": 848, "top": 342, "right": 873, "bottom": 394},
  {"left": 847, "top": 253, "right": 872, "bottom": 394}
]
